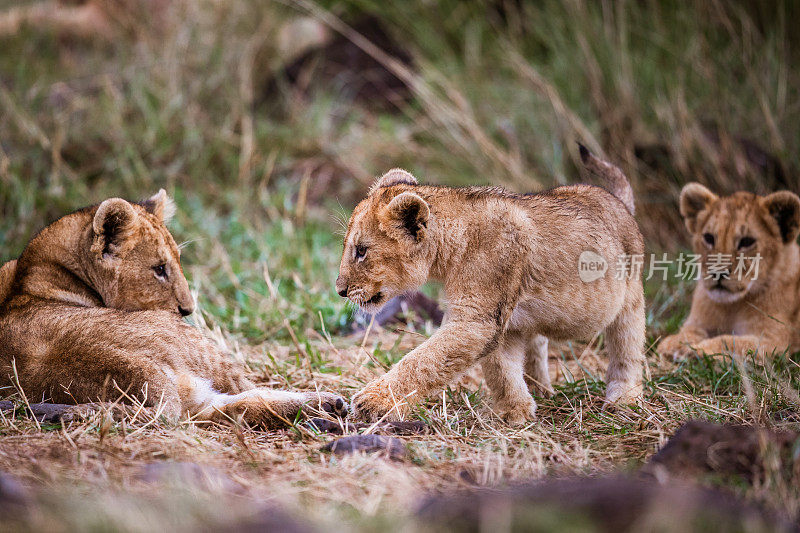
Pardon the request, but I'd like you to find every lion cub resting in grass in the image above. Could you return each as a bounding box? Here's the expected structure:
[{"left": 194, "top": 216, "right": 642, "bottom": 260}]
[
  {"left": 658, "top": 183, "right": 800, "bottom": 360},
  {"left": 0, "top": 191, "right": 347, "bottom": 428},
  {"left": 337, "top": 148, "right": 646, "bottom": 424}
]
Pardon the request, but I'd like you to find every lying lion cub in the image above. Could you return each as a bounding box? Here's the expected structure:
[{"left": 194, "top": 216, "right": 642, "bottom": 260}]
[
  {"left": 658, "top": 183, "right": 800, "bottom": 360},
  {"left": 0, "top": 192, "right": 346, "bottom": 427},
  {"left": 337, "top": 148, "right": 646, "bottom": 423}
]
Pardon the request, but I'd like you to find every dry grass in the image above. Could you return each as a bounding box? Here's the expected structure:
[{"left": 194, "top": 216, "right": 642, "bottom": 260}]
[{"left": 2, "top": 320, "right": 798, "bottom": 529}]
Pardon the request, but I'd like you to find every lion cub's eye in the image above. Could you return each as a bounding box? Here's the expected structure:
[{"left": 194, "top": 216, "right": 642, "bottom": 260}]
[
  {"left": 354, "top": 244, "right": 367, "bottom": 261},
  {"left": 153, "top": 264, "right": 168, "bottom": 280},
  {"left": 702, "top": 233, "right": 715, "bottom": 247},
  {"left": 737, "top": 236, "right": 756, "bottom": 249}
]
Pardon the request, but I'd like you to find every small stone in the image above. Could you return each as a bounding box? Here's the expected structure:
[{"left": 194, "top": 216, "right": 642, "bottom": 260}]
[{"left": 322, "top": 435, "right": 407, "bottom": 460}]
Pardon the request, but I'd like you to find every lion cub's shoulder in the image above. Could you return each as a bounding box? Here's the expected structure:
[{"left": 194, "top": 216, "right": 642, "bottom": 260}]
[{"left": 0, "top": 259, "right": 16, "bottom": 305}]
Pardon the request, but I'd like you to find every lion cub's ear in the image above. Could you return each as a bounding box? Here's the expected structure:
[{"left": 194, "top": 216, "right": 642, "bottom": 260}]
[
  {"left": 382, "top": 191, "right": 429, "bottom": 242},
  {"left": 141, "top": 189, "right": 176, "bottom": 223},
  {"left": 761, "top": 191, "right": 800, "bottom": 243},
  {"left": 375, "top": 169, "right": 418, "bottom": 189},
  {"left": 680, "top": 183, "right": 718, "bottom": 233},
  {"left": 92, "top": 198, "right": 139, "bottom": 259}
]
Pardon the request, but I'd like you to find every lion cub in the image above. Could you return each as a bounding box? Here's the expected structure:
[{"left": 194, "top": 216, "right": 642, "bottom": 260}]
[
  {"left": 0, "top": 191, "right": 347, "bottom": 427},
  {"left": 658, "top": 184, "right": 800, "bottom": 359},
  {"left": 337, "top": 148, "right": 646, "bottom": 424}
]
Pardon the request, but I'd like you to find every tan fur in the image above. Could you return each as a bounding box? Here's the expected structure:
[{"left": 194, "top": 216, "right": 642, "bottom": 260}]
[
  {"left": 658, "top": 184, "right": 800, "bottom": 360},
  {"left": 0, "top": 192, "right": 346, "bottom": 428},
  {"left": 337, "top": 154, "right": 646, "bottom": 424},
  {"left": 0, "top": 260, "right": 16, "bottom": 305},
  {"left": 0, "top": 0, "right": 170, "bottom": 41}
]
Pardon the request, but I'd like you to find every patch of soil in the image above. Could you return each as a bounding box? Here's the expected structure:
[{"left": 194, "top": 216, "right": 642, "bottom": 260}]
[
  {"left": 416, "top": 475, "right": 794, "bottom": 532},
  {"left": 264, "top": 15, "right": 414, "bottom": 112},
  {"left": 643, "top": 419, "right": 800, "bottom": 483}
]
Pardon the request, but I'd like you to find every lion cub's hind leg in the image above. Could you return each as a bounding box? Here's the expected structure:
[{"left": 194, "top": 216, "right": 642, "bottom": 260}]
[
  {"left": 178, "top": 375, "right": 348, "bottom": 429},
  {"left": 481, "top": 334, "right": 537, "bottom": 425},
  {"left": 524, "top": 334, "right": 554, "bottom": 397},
  {"left": 603, "top": 289, "right": 646, "bottom": 405}
]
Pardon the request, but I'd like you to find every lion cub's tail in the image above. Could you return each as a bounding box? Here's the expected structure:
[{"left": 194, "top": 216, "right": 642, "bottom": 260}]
[{"left": 578, "top": 144, "right": 635, "bottom": 216}]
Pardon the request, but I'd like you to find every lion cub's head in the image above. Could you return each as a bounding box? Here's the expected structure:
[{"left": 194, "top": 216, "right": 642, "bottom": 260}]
[
  {"left": 89, "top": 190, "right": 195, "bottom": 316},
  {"left": 680, "top": 183, "right": 800, "bottom": 303},
  {"left": 336, "top": 169, "right": 432, "bottom": 314}
]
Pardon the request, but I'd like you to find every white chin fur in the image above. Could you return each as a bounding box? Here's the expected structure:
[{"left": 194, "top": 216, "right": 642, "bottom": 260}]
[
  {"left": 351, "top": 292, "right": 394, "bottom": 316},
  {"left": 358, "top": 300, "right": 387, "bottom": 315}
]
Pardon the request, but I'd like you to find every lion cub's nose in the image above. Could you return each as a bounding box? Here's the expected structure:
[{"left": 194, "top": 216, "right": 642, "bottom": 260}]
[
  {"left": 335, "top": 276, "right": 348, "bottom": 297},
  {"left": 178, "top": 306, "right": 193, "bottom": 317}
]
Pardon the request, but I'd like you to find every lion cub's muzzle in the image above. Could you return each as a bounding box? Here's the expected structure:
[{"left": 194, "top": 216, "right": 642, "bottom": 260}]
[{"left": 175, "top": 286, "right": 196, "bottom": 317}]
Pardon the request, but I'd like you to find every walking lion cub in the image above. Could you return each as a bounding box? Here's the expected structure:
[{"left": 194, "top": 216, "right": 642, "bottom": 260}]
[
  {"left": 657, "top": 183, "right": 800, "bottom": 359},
  {"left": 0, "top": 191, "right": 347, "bottom": 427},
  {"left": 337, "top": 147, "right": 646, "bottom": 424}
]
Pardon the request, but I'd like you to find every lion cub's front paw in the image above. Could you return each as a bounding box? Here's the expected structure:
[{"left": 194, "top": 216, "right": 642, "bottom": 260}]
[
  {"left": 350, "top": 377, "right": 409, "bottom": 422},
  {"left": 496, "top": 399, "right": 537, "bottom": 426},
  {"left": 657, "top": 334, "right": 699, "bottom": 361},
  {"left": 300, "top": 391, "right": 349, "bottom": 418},
  {"left": 692, "top": 338, "right": 741, "bottom": 358},
  {"left": 604, "top": 381, "right": 643, "bottom": 406},
  {"left": 224, "top": 390, "right": 348, "bottom": 429}
]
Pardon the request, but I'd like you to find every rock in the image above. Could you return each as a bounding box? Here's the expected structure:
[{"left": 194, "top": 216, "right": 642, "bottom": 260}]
[
  {"left": 0, "top": 401, "right": 96, "bottom": 423},
  {"left": 643, "top": 419, "right": 799, "bottom": 482},
  {"left": 322, "top": 435, "right": 407, "bottom": 460},
  {"left": 0, "top": 402, "right": 147, "bottom": 424},
  {"left": 415, "top": 476, "right": 793, "bottom": 532},
  {"left": 349, "top": 291, "right": 444, "bottom": 332},
  {"left": 26, "top": 402, "right": 97, "bottom": 423},
  {"left": 307, "top": 418, "right": 428, "bottom": 436}
]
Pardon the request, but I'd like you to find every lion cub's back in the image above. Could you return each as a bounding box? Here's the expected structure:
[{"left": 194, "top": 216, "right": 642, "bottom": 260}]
[{"left": 531, "top": 184, "right": 643, "bottom": 254}]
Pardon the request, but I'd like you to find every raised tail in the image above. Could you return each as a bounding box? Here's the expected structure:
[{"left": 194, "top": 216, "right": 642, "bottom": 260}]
[{"left": 578, "top": 143, "right": 635, "bottom": 216}]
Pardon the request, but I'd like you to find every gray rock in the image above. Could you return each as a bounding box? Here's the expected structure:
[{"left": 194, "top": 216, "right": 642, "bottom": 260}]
[{"left": 322, "top": 435, "right": 407, "bottom": 460}]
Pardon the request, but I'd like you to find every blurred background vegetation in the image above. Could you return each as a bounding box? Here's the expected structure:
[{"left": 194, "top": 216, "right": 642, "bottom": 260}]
[{"left": 0, "top": 0, "right": 798, "bottom": 343}]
